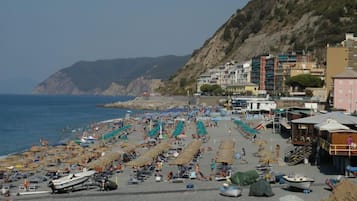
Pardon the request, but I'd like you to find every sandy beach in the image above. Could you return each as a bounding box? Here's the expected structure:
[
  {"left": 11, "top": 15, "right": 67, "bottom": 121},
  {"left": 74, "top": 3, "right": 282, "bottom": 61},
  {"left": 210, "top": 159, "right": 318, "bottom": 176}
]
[{"left": 2, "top": 109, "right": 356, "bottom": 201}]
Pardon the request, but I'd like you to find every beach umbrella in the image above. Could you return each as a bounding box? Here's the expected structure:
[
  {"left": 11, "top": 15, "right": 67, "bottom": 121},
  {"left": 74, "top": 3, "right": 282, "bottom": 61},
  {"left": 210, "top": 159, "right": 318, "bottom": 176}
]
[
  {"left": 177, "top": 134, "right": 187, "bottom": 139},
  {"left": 27, "top": 162, "right": 40, "bottom": 170},
  {"left": 122, "top": 143, "right": 138, "bottom": 153},
  {"left": 259, "top": 151, "right": 276, "bottom": 164},
  {"left": 215, "top": 140, "right": 235, "bottom": 164},
  {"left": 45, "top": 166, "right": 59, "bottom": 173},
  {"left": 169, "top": 140, "right": 202, "bottom": 165},
  {"left": 21, "top": 151, "right": 34, "bottom": 157},
  {"left": 29, "top": 146, "right": 44, "bottom": 153}
]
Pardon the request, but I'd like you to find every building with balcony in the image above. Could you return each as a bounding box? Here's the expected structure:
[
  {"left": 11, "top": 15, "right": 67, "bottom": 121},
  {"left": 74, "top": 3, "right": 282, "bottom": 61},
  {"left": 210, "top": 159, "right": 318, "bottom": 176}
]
[
  {"left": 225, "top": 82, "right": 258, "bottom": 96},
  {"left": 251, "top": 54, "right": 278, "bottom": 95},
  {"left": 196, "top": 61, "right": 251, "bottom": 93}
]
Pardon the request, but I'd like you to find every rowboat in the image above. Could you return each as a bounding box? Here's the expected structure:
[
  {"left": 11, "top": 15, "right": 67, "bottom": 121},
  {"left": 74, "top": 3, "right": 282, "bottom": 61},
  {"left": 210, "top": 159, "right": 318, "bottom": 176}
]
[
  {"left": 282, "top": 175, "right": 314, "bottom": 190},
  {"left": 219, "top": 183, "right": 242, "bottom": 197},
  {"left": 48, "top": 170, "right": 96, "bottom": 193}
]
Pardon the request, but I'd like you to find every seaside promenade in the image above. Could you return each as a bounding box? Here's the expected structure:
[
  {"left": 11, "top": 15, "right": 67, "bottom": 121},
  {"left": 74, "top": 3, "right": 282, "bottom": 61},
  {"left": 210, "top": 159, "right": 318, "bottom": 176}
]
[{"left": 2, "top": 111, "right": 355, "bottom": 201}]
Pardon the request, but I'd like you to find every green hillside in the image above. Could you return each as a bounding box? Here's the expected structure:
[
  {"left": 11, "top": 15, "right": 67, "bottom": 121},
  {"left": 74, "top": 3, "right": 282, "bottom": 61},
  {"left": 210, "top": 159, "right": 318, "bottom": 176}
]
[
  {"left": 61, "top": 55, "right": 190, "bottom": 91},
  {"left": 163, "top": 0, "right": 357, "bottom": 95}
]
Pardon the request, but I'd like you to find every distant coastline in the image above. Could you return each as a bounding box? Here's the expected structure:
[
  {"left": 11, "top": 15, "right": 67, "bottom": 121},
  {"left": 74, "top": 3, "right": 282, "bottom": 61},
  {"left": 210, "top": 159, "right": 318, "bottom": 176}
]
[{"left": 101, "top": 96, "right": 191, "bottom": 110}]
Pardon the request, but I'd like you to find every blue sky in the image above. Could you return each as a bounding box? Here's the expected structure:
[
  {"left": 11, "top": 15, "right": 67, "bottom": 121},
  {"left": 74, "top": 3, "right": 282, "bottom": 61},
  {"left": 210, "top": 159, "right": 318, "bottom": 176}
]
[{"left": 0, "top": 0, "right": 249, "bottom": 94}]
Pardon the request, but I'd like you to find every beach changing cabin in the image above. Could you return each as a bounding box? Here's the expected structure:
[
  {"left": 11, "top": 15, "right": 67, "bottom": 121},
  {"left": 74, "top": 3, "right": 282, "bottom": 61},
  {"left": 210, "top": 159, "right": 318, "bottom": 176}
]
[{"left": 290, "top": 112, "right": 357, "bottom": 173}]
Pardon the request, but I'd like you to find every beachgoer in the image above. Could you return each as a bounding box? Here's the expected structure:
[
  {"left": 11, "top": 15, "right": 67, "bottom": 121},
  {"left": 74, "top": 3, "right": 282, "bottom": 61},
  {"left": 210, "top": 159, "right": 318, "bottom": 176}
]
[
  {"left": 275, "top": 144, "right": 280, "bottom": 158},
  {"left": 167, "top": 171, "right": 173, "bottom": 181},
  {"left": 195, "top": 164, "right": 200, "bottom": 174},
  {"left": 23, "top": 179, "right": 29, "bottom": 191},
  {"left": 220, "top": 168, "right": 226, "bottom": 177},
  {"left": 195, "top": 164, "right": 206, "bottom": 180},
  {"left": 117, "top": 163, "right": 123, "bottom": 172},
  {"left": 210, "top": 158, "right": 216, "bottom": 175},
  {"left": 240, "top": 147, "right": 247, "bottom": 163},
  {"left": 347, "top": 136, "right": 353, "bottom": 146}
]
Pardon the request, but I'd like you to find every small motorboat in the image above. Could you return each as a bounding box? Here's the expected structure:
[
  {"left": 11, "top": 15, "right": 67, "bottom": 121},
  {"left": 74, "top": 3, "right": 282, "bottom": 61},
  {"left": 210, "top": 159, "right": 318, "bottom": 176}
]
[
  {"left": 48, "top": 170, "right": 96, "bottom": 193},
  {"left": 219, "top": 183, "right": 242, "bottom": 197},
  {"left": 282, "top": 174, "right": 314, "bottom": 190}
]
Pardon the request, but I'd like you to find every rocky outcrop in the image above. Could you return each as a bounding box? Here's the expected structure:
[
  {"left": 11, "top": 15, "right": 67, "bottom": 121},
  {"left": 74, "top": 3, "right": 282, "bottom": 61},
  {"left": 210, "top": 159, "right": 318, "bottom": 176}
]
[
  {"left": 101, "top": 77, "right": 164, "bottom": 96},
  {"left": 32, "top": 71, "right": 83, "bottom": 95}
]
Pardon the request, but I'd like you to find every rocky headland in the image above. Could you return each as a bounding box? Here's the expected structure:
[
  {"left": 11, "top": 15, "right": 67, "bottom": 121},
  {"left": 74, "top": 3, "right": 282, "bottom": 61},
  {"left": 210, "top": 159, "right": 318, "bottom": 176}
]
[{"left": 101, "top": 96, "right": 190, "bottom": 110}]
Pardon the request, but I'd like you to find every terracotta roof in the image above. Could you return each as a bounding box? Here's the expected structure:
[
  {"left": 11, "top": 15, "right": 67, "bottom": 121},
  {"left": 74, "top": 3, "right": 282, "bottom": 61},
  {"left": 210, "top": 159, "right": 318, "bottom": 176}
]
[{"left": 332, "top": 69, "right": 357, "bottom": 78}]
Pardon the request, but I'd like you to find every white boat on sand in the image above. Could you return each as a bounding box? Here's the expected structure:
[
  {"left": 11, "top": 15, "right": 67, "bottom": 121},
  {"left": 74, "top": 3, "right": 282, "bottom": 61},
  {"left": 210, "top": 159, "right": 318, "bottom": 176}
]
[
  {"left": 282, "top": 175, "right": 314, "bottom": 190},
  {"left": 48, "top": 170, "right": 96, "bottom": 193},
  {"left": 219, "top": 183, "right": 242, "bottom": 197}
]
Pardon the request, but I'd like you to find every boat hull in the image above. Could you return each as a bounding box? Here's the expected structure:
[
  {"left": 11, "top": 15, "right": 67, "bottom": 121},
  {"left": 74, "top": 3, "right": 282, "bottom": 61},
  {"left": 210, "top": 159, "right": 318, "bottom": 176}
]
[
  {"left": 219, "top": 185, "right": 242, "bottom": 197},
  {"left": 49, "top": 170, "right": 96, "bottom": 191},
  {"left": 282, "top": 175, "right": 314, "bottom": 190}
]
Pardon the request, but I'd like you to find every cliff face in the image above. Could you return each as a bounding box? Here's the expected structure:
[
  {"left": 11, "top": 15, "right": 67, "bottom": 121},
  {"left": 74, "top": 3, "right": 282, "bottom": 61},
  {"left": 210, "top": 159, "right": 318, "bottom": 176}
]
[
  {"left": 101, "top": 77, "right": 163, "bottom": 96},
  {"left": 33, "top": 71, "right": 83, "bottom": 95},
  {"left": 163, "top": 0, "right": 357, "bottom": 94}
]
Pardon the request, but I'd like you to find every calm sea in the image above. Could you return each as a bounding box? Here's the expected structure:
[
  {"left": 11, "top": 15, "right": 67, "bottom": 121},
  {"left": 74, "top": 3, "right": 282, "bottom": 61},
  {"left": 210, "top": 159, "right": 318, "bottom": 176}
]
[{"left": 0, "top": 94, "right": 135, "bottom": 156}]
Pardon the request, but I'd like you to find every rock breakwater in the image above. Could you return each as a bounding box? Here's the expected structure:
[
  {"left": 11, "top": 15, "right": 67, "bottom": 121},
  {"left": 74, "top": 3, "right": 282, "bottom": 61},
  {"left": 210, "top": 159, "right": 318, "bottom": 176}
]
[{"left": 102, "top": 96, "right": 189, "bottom": 110}]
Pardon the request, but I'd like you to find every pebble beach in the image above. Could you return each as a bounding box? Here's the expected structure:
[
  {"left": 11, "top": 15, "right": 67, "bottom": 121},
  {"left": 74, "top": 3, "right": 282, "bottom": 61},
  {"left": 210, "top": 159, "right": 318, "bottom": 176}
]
[{"left": 2, "top": 102, "right": 357, "bottom": 201}]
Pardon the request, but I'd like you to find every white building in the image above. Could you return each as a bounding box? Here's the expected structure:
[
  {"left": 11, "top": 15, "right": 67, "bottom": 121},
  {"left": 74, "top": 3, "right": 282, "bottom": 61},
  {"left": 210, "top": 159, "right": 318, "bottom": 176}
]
[{"left": 196, "top": 60, "right": 252, "bottom": 93}]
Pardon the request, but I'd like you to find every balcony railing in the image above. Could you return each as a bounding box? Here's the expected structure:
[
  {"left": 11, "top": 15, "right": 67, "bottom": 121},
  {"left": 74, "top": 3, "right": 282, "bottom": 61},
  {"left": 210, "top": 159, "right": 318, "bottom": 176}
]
[
  {"left": 329, "top": 144, "right": 357, "bottom": 156},
  {"left": 319, "top": 138, "right": 357, "bottom": 156}
]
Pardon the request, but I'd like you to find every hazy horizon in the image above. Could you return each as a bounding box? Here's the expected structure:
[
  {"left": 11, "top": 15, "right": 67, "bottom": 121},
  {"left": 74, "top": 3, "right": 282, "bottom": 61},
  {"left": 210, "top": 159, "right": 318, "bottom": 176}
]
[{"left": 0, "top": 0, "right": 249, "bottom": 94}]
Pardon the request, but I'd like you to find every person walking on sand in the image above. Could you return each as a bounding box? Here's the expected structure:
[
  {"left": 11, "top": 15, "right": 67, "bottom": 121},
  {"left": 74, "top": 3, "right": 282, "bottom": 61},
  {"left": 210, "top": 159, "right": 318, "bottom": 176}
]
[
  {"left": 195, "top": 164, "right": 206, "bottom": 180},
  {"left": 228, "top": 127, "right": 232, "bottom": 136},
  {"left": 23, "top": 178, "right": 29, "bottom": 191},
  {"left": 240, "top": 147, "right": 248, "bottom": 163},
  {"left": 210, "top": 158, "right": 216, "bottom": 176},
  {"left": 242, "top": 147, "right": 246, "bottom": 158},
  {"left": 275, "top": 144, "right": 280, "bottom": 158}
]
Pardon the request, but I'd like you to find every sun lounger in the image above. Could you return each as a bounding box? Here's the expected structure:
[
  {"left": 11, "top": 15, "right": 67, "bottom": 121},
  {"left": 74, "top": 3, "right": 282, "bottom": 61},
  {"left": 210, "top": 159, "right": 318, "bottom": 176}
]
[
  {"left": 127, "top": 178, "right": 140, "bottom": 185},
  {"left": 346, "top": 165, "right": 357, "bottom": 177},
  {"left": 215, "top": 176, "right": 227, "bottom": 181},
  {"left": 189, "top": 171, "right": 197, "bottom": 179},
  {"left": 172, "top": 178, "right": 184, "bottom": 183}
]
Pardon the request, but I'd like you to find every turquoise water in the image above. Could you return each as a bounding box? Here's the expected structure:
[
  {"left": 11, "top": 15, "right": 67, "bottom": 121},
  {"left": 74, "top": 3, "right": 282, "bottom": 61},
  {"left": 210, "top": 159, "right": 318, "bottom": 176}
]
[{"left": 0, "top": 94, "right": 135, "bottom": 156}]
